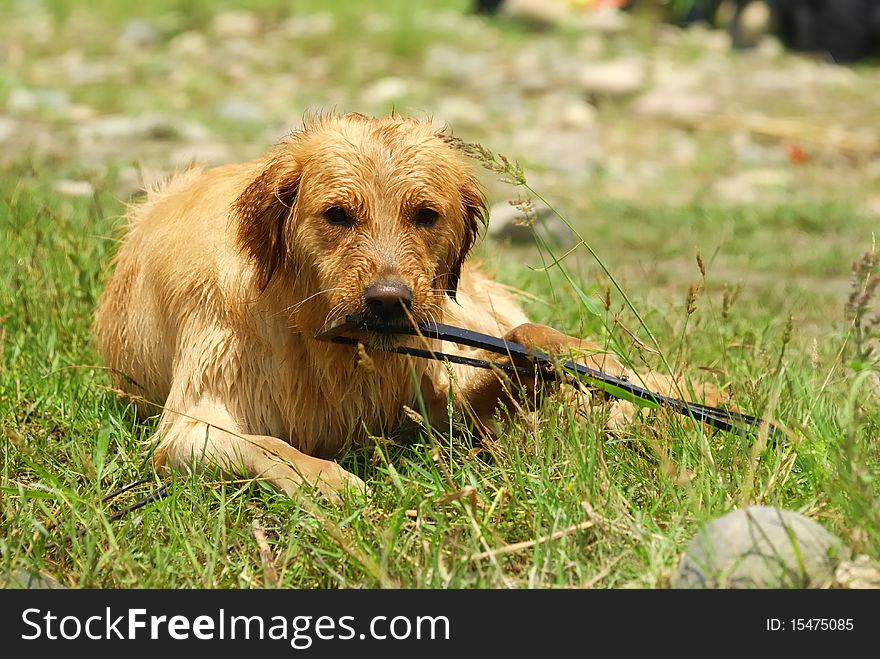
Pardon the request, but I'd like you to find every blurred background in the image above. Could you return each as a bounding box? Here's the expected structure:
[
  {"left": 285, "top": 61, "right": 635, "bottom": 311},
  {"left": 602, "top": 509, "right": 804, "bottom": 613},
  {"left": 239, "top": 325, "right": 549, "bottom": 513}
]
[{"left": 1, "top": 0, "right": 878, "bottom": 341}]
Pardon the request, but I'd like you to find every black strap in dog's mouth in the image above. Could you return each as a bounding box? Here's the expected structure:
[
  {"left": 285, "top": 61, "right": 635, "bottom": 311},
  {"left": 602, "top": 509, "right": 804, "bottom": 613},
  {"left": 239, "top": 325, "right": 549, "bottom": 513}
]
[{"left": 314, "top": 313, "right": 780, "bottom": 438}]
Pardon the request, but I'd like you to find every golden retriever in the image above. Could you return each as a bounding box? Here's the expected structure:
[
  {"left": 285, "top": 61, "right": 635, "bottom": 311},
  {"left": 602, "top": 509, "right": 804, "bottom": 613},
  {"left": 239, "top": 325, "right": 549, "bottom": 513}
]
[{"left": 94, "top": 112, "right": 642, "bottom": 499}]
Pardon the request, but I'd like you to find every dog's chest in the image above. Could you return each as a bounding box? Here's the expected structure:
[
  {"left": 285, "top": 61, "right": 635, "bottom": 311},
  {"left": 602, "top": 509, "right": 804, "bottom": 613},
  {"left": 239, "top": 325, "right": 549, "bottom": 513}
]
[{"left": 263, "top": 342, "right": 421, "bottom": 457}]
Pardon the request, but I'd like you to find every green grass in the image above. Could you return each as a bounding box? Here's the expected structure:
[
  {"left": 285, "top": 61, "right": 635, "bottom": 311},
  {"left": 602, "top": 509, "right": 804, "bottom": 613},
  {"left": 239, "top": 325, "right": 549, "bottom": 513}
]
[
  {"left": 1, "top": 0, "right": 878, "bottom": 588},
  {"left": 2, "top": 159, "right": 877, "bottom": 588}
]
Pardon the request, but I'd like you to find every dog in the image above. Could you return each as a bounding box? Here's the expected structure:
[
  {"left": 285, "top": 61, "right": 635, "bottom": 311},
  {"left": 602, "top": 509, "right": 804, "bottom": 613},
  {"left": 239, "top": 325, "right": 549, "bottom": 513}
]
[{"left": 94, "top": 112, "right": 687, "bottom": 499}]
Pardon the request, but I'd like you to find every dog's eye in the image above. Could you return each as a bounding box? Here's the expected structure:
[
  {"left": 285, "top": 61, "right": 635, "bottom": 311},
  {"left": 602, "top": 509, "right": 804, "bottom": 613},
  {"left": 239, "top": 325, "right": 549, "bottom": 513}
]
[
  {"left": 413, "top": 208, "right": 439, "bottom": 228},
  {"left": 323, "top": 206, "right": 355, "bottom": 228}
]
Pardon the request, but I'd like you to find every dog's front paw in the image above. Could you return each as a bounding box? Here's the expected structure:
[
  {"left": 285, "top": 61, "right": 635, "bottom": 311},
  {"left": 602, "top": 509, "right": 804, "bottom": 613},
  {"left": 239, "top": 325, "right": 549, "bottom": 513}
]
[
  {"left": 505, "top": 323, "right": 626, "bottom": 378},
  {"left": 318, "top": 463, "right": 370, "bottom": 502},
  {"left": 503, "top": 323, "right": 570, "bottom": 352},
  {"left": 297, "top": 459, "right": 369, "bottom": 504}
]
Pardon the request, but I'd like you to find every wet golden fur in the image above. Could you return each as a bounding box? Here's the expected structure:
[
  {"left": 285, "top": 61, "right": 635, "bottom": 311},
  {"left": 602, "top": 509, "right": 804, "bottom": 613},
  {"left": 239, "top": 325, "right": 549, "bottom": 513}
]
[{"left": 93, "top": 113, "right": 658, "bottom": 498}]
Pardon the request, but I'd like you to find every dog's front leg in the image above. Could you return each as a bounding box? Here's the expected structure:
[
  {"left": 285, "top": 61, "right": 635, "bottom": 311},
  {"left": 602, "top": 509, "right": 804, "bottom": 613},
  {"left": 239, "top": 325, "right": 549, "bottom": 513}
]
[{"left": 151, "top": 400, "right": 366, "bottom": 500}]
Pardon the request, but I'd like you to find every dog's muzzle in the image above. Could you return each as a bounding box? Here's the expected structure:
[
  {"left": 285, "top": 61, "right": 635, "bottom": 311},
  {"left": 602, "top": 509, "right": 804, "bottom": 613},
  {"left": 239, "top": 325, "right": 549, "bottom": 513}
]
[{"left": 363, "top": 280, "right": 413, "bottom": 322}]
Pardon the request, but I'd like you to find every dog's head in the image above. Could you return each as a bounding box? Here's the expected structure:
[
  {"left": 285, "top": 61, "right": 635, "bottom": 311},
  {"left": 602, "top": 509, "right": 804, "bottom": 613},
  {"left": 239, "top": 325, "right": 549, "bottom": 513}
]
[{"left": 234, "top": 113, "right": 486, "bottom": 338}]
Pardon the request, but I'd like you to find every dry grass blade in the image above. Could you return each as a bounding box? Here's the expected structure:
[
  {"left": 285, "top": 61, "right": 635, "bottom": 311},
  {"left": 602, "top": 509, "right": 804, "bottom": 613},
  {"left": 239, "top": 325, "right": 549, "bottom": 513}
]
[
  {"left": 436, "top": 485, "right": 485, "bottom": 516},
  {"left": 299, "top": 499, "right": 399, "bottom": 588},
  {"left": 468, "top": 520, "right": 594, "bottom": 562},
  {"left": 251, "top": 517, "right": 278, "bottom": 588},
  {"left": 615, "top": 319, "right": 660, "bottom": 355},
  {"left": 583, "top": 551, "right": 629, "bottom": 588}
]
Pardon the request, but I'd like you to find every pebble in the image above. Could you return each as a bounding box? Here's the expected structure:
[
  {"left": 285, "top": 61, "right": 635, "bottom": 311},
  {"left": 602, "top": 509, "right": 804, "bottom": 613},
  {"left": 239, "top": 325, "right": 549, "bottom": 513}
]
[
  {"left": 217, "top": 99, "right": 266, "bottom": 124},
  {"left": 77, "top": 114, "right": 211, "bottom": 143},
  {"left": 281, "top": 11, "right": 336, "bottom": 37},
  {"left": 53, "top": 179, "right": 95, "bottom": 197},
  {"left": 732, "top": 133, "right": 788, "bottom": 166},
  {"left": 833, "top": 555, "right": 880, "bottom": 589},
  {"left": 434, "top": 97, "right": 489, "bottom": 128},
  {"left": 423, "top": 45, "right": 491, "bottom": 86},
  {"left": 361, "top": 77, "right": 410, "bottom": 109},
  {"left": 557, "top": 99, "right": 598, "bottom": 130},
  {"left": 115, "top": 166, "right": 168, "bottom": 200},
  {"left": 577, "top": 58, "right": 646, "bottom": 97},
  {"left": 211, "top": 11, "right": 260, "bottom": 39},
  {"left": 632, "top": 88, "right": 718, "bottom": 118},
  {"left": 169, "top": 31, "right": 208, "bottom": 57},
  {"left": 514, "top": 127, "right": 604, "bottom": 175},
  {"left": 0, "top": 116, "right": 16, "bottom": 142},
  {"left": 487, "top": 200, "right": 534, "bottom": 244},
  {"left": 7, "top": 88, "right": 70, "bottom": 112},
  {"left": 170, "top": 143, "right": 231, "bottom": 168},
  {"left": 673, "top": 506, "right": 852, "bottom": 588},
  {"left": 280, "top": 13, "right": 336, "bottom": 38},
  {"left": 117, "top": 19, "right": 162, "bottom": 49},
  {"left": 487, "top": 200, "right": 571, "bottom": 245},
  {"left": 712, "top": 168, "right": 793, "bottom": 204}
]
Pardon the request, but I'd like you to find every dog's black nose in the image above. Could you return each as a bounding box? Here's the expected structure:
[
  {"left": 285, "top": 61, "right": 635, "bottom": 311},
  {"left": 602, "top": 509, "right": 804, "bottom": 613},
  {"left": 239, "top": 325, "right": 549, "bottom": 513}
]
[{"left": 363, "top": 280, "right": 413, "bottom": 321}]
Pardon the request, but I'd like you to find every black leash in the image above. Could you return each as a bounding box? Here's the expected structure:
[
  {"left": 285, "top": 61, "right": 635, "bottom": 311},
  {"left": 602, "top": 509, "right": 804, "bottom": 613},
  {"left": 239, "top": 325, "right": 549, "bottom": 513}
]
[
  {"left": 101, "top": 479, "right": 171, "bottom": 522},
  {"left": 45, "top": 478, "right": 170, "bottom": 548},
  {"left": 315, "top": 313, "right": 778, "bottom": 437}
]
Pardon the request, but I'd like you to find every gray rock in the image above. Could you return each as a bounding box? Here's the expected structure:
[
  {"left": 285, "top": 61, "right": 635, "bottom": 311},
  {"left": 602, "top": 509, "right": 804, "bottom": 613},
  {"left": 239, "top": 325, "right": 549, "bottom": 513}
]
[
  {"left": 487, "top": 200, "right": 571, "bottom": 246},
  {"left": 360, "top": 77, "right": 410, "bottom": 109},
  {"left": 170, "top": 142, "right": 231, "bottom": 167},
  {"left": 0, "top": 116, "right": 16, "bottom": 142},
  {"left": 632, "top": 88, "right": 718, "bottom": 119},
  {"left": 423, "top": 45, "right": 492, "bottom": 86},
  {"left": 115, "top": 167, "right": 169, "bottom": 201},
  {"left": 556, "top": 98, "right": 598, "bottom": 130},
  {"left": 434, "top": 96, "right": 488, "bottom": 129},
  {"left": 510, "top": 50, "right": 557, "bottom": 94},
  {"left": 7, "top": 88, "right": 70, "bottom": 112},
  {"left": 712, "top": 168, "right": 792, "bottom": 204},
  {"left": 732, "top": 133, "right": 789, "bottom": 166},
  {"left": 118, "top": 19, "right": 161, "bottom": 48},
  {"left": 513, "top": 127, "right": 604, "bottom": 176},
  {"left": 488, "top": 201, "right": 531, "bottom": 243},
  {"left": 115, "top": 167, "right": 146, "bottom": 200},
  {"left": 280, "top": 13, "right": 335, "bottom": 38},
  {"left": 12, "top": 569, "right": 66, "bottom": 589},
  {"left": 77, "top": 114, "right": 211, "bottom": 143},
  {"left": 169, "top": 31, "right": 208, "bottom": 57},
  {"left": 211, "top": 10, "right": 260, "bottom": 39},
  {"left": 577, "top": 58, "right": 646, "bottom": 98},
  {"left": 54, "top": 179, "right": 95, "bottom": 197},
  {"left": 673, "top": 506, "right": 853, "bottom": 589},
  {"left": 217, "top": 99, "right": 266, "bottom": 124},
  {"left": 833, "top": 555, "right": 880, "bottom": 589}
]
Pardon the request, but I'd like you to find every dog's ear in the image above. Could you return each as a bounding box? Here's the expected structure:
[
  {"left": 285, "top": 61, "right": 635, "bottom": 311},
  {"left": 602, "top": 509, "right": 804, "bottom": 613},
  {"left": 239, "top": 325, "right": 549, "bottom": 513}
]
[
  {"left": 434, "top": 128, "right": 488, "bottom": 300},
  {"left": 233, "top": 155, "right": 301, "bottom": 291},
  {"left": 445, "top": 173, "right": 486, "bottom": 301}
]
